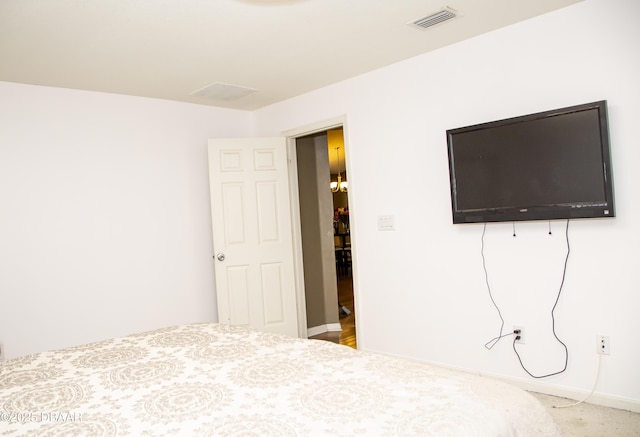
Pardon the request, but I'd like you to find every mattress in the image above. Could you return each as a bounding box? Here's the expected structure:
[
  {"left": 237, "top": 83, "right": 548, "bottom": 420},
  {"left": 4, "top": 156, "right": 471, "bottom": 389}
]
[{"left": 0, "top": 323, "right": 560, "bottom": 436}]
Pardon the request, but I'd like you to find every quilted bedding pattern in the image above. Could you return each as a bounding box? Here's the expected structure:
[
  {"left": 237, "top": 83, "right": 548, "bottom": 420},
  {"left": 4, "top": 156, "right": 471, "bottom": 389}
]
[{"left": 0, "top": 323, "right": 560, "bottom": 436}]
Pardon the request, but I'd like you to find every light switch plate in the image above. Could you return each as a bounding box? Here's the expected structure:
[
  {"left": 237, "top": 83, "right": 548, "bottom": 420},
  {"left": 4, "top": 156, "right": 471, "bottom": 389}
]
[{"left": 377, "top": 215, "right": 395, "bottom": 231}]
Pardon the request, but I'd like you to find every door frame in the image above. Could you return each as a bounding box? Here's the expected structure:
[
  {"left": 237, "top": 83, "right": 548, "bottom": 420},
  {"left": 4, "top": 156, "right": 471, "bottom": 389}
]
[{"left": 282, "top": 116, "right": 355, "bottom": 339}]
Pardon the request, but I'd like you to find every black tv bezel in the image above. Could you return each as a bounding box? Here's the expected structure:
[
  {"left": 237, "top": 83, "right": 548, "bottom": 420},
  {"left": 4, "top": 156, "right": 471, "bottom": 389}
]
[{"left": 446, "top": 100, "right": 615, "bottom": 224}]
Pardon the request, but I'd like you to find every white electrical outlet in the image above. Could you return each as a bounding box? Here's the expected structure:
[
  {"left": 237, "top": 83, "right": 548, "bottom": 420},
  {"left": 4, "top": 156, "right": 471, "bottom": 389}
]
[
  {"left": 596, "top": 335, "right": 610, "bottom": 355},
  {"left": 513, "top": 326, "right": 525, "bottom": 344}
]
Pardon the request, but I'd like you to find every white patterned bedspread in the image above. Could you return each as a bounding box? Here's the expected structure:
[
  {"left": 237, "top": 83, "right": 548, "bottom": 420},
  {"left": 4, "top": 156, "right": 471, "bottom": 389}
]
[{"left": 0, "top": 323, "right": 560, "bottom": 436}]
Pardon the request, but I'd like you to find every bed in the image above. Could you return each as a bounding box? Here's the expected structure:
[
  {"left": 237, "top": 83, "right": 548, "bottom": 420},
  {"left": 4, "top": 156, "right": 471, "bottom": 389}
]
[{"left": 0, "top": 323, "right": 560, "bottom": 436}]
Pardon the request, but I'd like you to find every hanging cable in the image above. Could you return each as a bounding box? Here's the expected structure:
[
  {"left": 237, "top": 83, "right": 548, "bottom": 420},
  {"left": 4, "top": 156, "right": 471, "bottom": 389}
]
[
  {"left": 554, "top": 353, "right": 602, "bottom": 408},
  {"left": 512, "top": 219, "right": 571, "bottom": 378},
  {"left": 485, "top": 331, "right": 518, "bottom": 348},
  {"left": 481, "top": 223, "right": 506, "bottom": 350}
]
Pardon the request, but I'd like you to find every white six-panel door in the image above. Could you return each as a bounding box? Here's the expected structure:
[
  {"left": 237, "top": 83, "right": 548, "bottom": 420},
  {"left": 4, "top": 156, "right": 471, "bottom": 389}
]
[{"left": 207, "top": 137, "right": 299, "bottom": 337}]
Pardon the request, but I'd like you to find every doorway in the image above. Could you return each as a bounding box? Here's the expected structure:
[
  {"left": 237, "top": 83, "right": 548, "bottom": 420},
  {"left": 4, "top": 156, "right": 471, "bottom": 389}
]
[{"left": 294, "top": 128, "right": 356, "bottom": 348}]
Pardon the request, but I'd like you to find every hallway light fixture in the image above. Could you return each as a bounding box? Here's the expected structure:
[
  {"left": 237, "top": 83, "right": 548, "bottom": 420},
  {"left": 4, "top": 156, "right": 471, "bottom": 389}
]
[{"left": 330, "top": 147, "right": 348, "bottom": 193}]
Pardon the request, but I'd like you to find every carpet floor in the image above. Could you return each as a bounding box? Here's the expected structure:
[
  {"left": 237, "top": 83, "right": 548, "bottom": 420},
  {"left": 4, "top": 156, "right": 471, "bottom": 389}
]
[{"left": 529, "top": 392, "right": 640, "bottom": 436}]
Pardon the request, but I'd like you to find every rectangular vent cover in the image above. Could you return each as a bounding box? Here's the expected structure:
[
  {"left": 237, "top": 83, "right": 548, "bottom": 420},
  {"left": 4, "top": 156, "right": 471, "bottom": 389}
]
[
  {"left": 191, "top": 82, "right": 257, "bottom": 101},
  {"left": 409, "top": 7, "right": 460, "bottom": 30}
]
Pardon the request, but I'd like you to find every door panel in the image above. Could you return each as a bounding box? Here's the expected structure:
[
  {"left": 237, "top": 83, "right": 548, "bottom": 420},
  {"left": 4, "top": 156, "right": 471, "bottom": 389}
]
[
  {"left": 222, "top": 184, "right": 245, "bottom": 243},
  {"left": 261, "top": 262, "right": 284, "bottom": 324},
  {"left": 227, "top": 266, "right": 250, "bottom": 325},
  {"left": 208, "top": 137, "right": 299, "bottom": 337}
]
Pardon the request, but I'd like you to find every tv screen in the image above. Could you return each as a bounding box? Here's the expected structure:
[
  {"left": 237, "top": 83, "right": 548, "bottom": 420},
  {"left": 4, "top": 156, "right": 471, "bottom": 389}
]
[{"left": 446, "top": 101, "right": 615, "bottom": 224}]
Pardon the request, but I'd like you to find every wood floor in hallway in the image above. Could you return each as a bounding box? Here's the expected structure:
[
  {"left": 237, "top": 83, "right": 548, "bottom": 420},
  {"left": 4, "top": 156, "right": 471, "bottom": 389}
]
[{"left": 309, "top": 273, "right": 356, "bottom": 348}]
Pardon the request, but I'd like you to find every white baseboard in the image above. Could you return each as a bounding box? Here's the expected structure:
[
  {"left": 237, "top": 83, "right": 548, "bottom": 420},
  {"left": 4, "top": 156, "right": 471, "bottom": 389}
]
[
  {"left": 502, "top": 377, "right": 640, "bottom": 413},
  {"left": 456, "top": 366, "right": 640, "bottom": 413},
  {"left": 307, "top": 323, "right": 342, "bottom": 338},
  {"left": 359, "top": 350, "right": 640, "bottom": 414}
]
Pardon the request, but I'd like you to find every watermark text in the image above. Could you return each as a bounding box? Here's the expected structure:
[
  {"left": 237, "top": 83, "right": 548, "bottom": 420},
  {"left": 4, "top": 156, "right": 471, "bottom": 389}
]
[{"left": 1, "top": 411, "right": 83, "bottom": 423}]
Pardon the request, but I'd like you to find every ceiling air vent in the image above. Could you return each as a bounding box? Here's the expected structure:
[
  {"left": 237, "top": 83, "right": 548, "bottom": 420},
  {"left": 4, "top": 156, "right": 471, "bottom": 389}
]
[
  {"left": 191, "top": 82, "right": 257, "bottom": 101},
  {"left": 409, "top": 7, "right": 460, "bottom": 30}
]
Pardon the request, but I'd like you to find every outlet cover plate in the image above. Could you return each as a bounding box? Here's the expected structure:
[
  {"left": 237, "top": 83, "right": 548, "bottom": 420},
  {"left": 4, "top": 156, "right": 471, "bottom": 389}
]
[
  {"left": 513, "top": 326, "right": 525, "bottom": 344},
  {"left": 596, "top": 335, "right": 610, "bottom": 355}
]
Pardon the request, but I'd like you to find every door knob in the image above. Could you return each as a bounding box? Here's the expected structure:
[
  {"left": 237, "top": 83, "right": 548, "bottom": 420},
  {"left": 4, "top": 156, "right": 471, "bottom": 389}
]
[{"left": 216, "top": 253, "right": 225, "bottom": 261}]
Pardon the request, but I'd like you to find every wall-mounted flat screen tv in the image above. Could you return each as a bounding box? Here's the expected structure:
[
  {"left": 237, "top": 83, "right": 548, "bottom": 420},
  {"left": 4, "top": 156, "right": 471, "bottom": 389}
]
[{"left": 446, "top": 100, "right": 615, "bottom": 224}]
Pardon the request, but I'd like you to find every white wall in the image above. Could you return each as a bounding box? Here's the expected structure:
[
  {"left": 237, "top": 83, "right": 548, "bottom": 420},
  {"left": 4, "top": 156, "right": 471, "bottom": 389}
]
[
  {"left": 254, "top": 0, "right": 640, "bottom": 408},
  {"left": 0, "top": 82, "right": 252, "bottom": 358},
  {"left": 1, "top": 0, "right": 637, "bottom": 410}
]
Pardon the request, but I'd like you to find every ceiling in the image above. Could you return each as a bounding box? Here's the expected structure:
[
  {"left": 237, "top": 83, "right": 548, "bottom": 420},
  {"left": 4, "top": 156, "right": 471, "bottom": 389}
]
[{"left": 0, "top": 0, "right": 581, "bottom": 111}]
